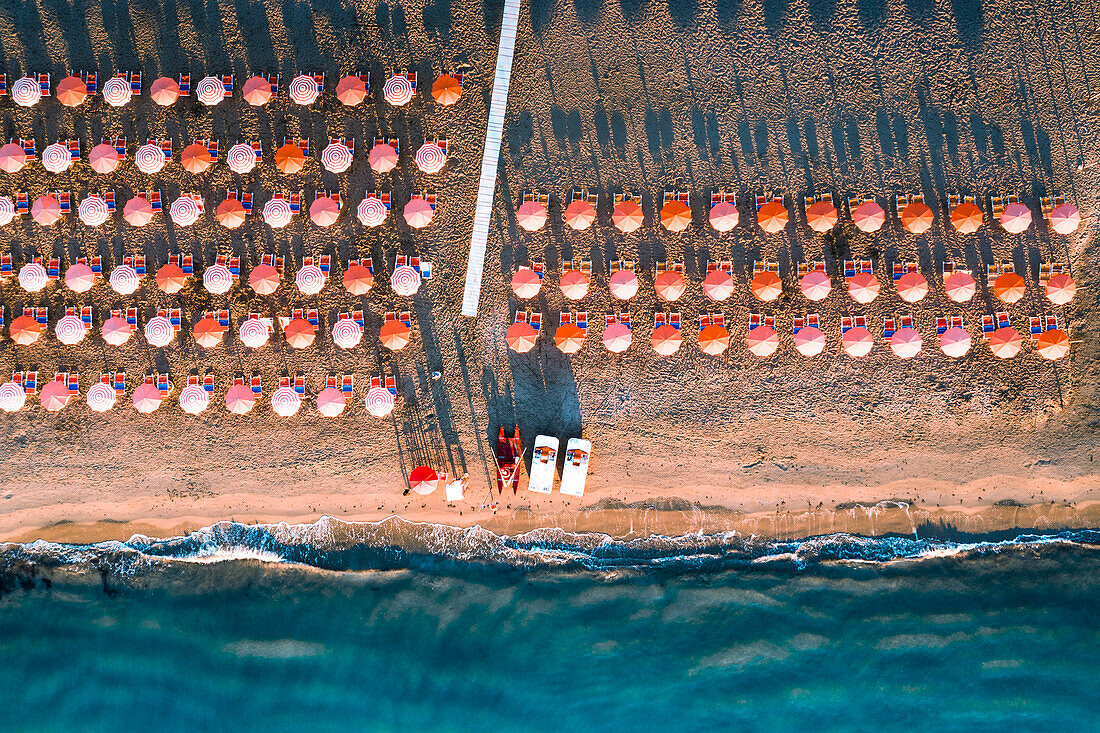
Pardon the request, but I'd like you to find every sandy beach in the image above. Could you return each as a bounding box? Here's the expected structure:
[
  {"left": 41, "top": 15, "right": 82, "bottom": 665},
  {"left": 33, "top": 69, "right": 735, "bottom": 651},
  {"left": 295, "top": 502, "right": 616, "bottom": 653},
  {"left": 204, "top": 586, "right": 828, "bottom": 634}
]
[{"left": 0, "top": 0, "right": 1097, "bottom": 544}]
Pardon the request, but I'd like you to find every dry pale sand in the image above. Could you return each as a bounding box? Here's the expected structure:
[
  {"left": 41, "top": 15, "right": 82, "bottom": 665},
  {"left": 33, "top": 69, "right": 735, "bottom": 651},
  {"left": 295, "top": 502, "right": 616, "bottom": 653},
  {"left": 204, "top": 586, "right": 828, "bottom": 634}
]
[{"left": 0, "top": 0, "right": 1097, "bottom": 543}]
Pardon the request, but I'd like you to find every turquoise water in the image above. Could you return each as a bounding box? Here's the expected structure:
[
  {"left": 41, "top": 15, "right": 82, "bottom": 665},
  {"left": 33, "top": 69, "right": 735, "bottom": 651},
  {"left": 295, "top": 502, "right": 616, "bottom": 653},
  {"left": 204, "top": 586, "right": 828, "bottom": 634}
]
[{"left": 2, "top": 521, "right": 1099, "bottom": 731}]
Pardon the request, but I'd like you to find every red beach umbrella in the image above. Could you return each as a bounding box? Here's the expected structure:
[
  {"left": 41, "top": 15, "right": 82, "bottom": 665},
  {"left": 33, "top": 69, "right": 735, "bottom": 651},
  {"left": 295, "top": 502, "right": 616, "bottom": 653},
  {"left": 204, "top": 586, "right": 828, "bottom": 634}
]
[
  {"left": 1045, "top": 273, "right": 1076, "bottom": 305},
  {"left": 89, "top": 143, "right": 120, "bottom": 174},
  {"left": 612, "top": 200, "right": 643, "bottom": 233},
  {"left": 10, "top": 315, "right": 44, "bottom": 345},
  {"left": 805, "top": 201, "right": 838, "bottom": 232},
  {"left": 890, "top": 327, "right": 922, "bottom": 359},
  {"left": 511, "top": 267, "right": 542, "bottom": 299},
  {"left": 660, "top": 200, "right": 691, "bottom": 232},
  {"left": 842, "top": 327, "right": 874, "bottom": 357},
  {"left": 1049, "top": 203, "right": 1080, "bottom": 235},
  {"left": 1036, "top": 329, "right": 1070, "bottom": 360},
  {"left": 181, "top": 143, "right": 213, "bottom": 174},
  {"left": 517, "top": 201, "right": 547, "bottom": 231},
  {"left": 123, "top": 196, "right": 155, "bottom": 227},
  {"left": 853, "top": 201, "right": 886, "bottom": 233},
  {"left": 32, "top": 195, "right": 62, "bottom": 226},
  {"left": 1000, "top": 202, "right": 1032, "bottom": 233},
  {"left": 193, "top": 317, "right": 225, "bottom": 348},
  {"left": 409, "top": 466, "right": 439, "bottom": 494},
  {"left": 944, "top": 271, "right": 976, "bottom": 303},
  {"left": 225, "top": 384, "right": 256, "bottom": 414},
  {"left": 156, "top": 264, "right": 188, "bottom": 294},
  {"left": 150, "top": 77, "right": 180, "bottom": 105},
  {"left": 432, "top": 74, "right": 462, "bottom": 105},
  {"left": 757, "top": 201, "right": 788, "bottom": 233},
  {"left": 940, "top": 327, "right": 971, "bottom": 358},
  {"left": 249, "top": 264, "right": 281, "bottom": 295},
  {"left": 57, "top": 75, "right": 87, "bottom": 106},
  {"left": 609, "top": 269, "right": 638, "bottom": 300},
  {"left": 380, "top": 320, "right": 411, "bottom": 351},
  {"left": 703, "top": 270, "right": 734, "bottom": 301},
  {"left": 554, "top": 323, "right": 585, "bottom": 354},
  {"left": 698, "top": 324, "right": 729, "bottom": 355},
  {"left": 336, "top": 75, "right": 367, "bottom": 106},
  {"left": 992, "top": 272, "right": 1026, "bottom": 303},
  {"left": 506, "top": 322, "right": 537, "bottom": 353},
  {"left": 343, "top": 264, "right": 374, "bottom": 295},
  {"left": 708, "top": 201, "right": 739, "bottom": 232},
  {"left": 242, "top": 76, "right": 272, "bottom": 106},
  {"left": 132, "top": 383, "right": 163, "bottom": 414},
  {"left": 847, "top": 272, "right": 880, "bottom": 304},
  {"left": 651, "top": 324, "right": 682, "bottom": 356},
  {"left": 602, "top": 322, "right": 632, "bottom": 353},
  {"left": 274, "top": 143, "right": 306, "bottom": 174},
  {"left": 564, "top": 199, "right": 596, "bottom": 230},
  {"left": 900, "top": 202, "right": 933, "bottom": 234},
  {"left": 39, "top": 380, "right": 72, "bottom": 412},
  {"left": 896, "top": 272, "right": 928, "bottom": 303},
  {"left": 951, "top": 202, "right": 983, "bottom": 233},
  {"left": 654, "top": 270, "right": 686, "bottom": 302},
  {"left": 746, "top": 326, "right": 778, "bottom": 357},
  {"left": 284, "top": 318, "right": 316, "bottom": 349},
  {"left": 800, "top": 270, "right": 831, "bottom": 301},
  {"left": 403, "top": 198, "right": 434, "bottom": 229},
  {"left": 216, "top": 198, "right": 247, "bottom": 229},
  {"left": 751, "top": 271, "right": 782, "bottom": 301},
  {"left": 989, "top": 327, "right": 1022, "bottom": 359},
  {"left": 310, "top": 196, "right": 340, "bottom": 227},
  {"left": 560, "top": 270, "right": 589, "bottom": 300},
  {"left": 794, "top": 326, "right": 826, "bottom": 357}
]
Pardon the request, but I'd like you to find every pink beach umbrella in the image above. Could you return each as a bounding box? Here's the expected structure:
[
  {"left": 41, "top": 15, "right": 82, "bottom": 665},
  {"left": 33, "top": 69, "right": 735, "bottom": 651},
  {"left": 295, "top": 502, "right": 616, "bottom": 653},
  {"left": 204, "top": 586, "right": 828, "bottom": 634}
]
[
  {"left": 800, "top": 270, "right": 831, "bottom": 301},
  {"left": 132, "top": 383, "right": 163, "bottom": 414},
  {"left": 564, "top": 199, "right": 596, "bottom": 230},
  {"left": 842, "top": 327, "right": 874, "bottom": 357},
  {"left": 708, "top": 201, "right": 739, "bottom": 232},
  {"left": 224, "top": 384, "right": 256, "bottom": 414},
  {"left": 365, "top": 387, "right": 395, "bottom": 418},
  {"left": 0, "top": 142, "right": 27, "bottom": 172},
  {"left": 317, "top": 387, "right": 346, "bottom": 417},
  {"left": 109, "top": 265, "right": 141, "bottom": 295},
  {"left": 65, "top": 263, "right": 95, "bottom": 292},
  {"left": 0, "top": 381, "right": 27, "bottom": 412},
  {"left": 415, "top": 142, "right": 447, "bottom": 174},
  {"left": 321, "top": 141, "right": 354, "bottom": 173},
  {"left": 101, "top": 315, "right": 133, "bottom": 346},
  {"left": 794, "top": 326, "right": 826, "bottom": 357},
  {"left": 227, "top": 142, "right": 257, "bottom": 174},
  {"left": 746, "top": 326, "right": 778, "bottom": 357},
  {"left": 654, "top": 271, "right": 686, "bottom": 302},
  {"left": 242, "top": 75, "right": 273, "bottom": 106},
  {"left": 368, "top": 142, "right": 398, "bottom": 173},
  {"left": 357, "top": 196, "right": 387, "bottom": 227},
  {"left": 890, "top": 327, "right": 922, "bottom": 358},
  {"left": 940, "top": 327, "right": 971, "bottom": 358},
  {"left": 39, "top": 380, "right": 73, "bottom": 412},
  {"left": 383, "top": 73, "right": 415, "bottom": 105},
  {"left": 511, "top": 267, "right": 542, "bottom": 299},
  {"left": 32, "top": 195, "right": 62, "bottom": 226},
  {"left": 517, "top": 200, "right": 547, "bottom": 231},
  {"left": 847, "top": 272, "right": 880, "bottom": 304},
  {"left": 336, "top": 75, "right": 367, "bottom": 106},
  {"left": 309, "top": 196, "right": 340, "bottom": 227},
  {"left": 85, "top": 382, "right": 117, "bottom": 412},
  {"left": 135, "top": 142, "right": 167, "bottom": 174},
  {"left": 55, "top": 314, "right": 87, "bottom": 345},
  {"left": 560, "top": 270, "right": 589, "bottom": 300},
  {"left": 289, "top": 74, "right": 320, "bottom": 105},
  {"left": 602, "top": 321, "right": 632, "bottom": 353},
  {"left": 1000, "top": 202, "right": 1032, "bottom": 233},
  {"left": 1045, "top": 273, "right": 1076, "bottom": 305},
  {"left": 404, "top": 197, "right": 434, "bottom": 228},
  {"left": 944, "top": 271, "right": 976, "bottom": 303},
  {"left": 852, "top": 201, "right": 886, "bottom": 233},
  {"left": 1049, "top": 203, "right": 1080, "bottom": 235},
  {"left": 703, "top": 270, "right": 734, "bottom": 301},
  {"left": 18, "top": 262, "right": 48, "bottom": 292},
  {"left": 123, "top": 196, "right": 155, "bottom": 227},
  {"left": 609, "top": 270, "right": 638, "bottom": 300},
  {"left": 89, "top": 143, "right": 121, "bottom": 174},
  {"left": 271, "top": 387, "right": 302, "bottom": 417},
  {"left": 391, "top": 265, "right": 422, "bottom": 296},
  {"left": 896, "top": 271, "right": 928, "bottom": 303},
  {"left": 250, "top": 264, "right": 281, "bottom": 295},
  {"left": 179, "top": 384, "right": 210, "bottom": 415}
]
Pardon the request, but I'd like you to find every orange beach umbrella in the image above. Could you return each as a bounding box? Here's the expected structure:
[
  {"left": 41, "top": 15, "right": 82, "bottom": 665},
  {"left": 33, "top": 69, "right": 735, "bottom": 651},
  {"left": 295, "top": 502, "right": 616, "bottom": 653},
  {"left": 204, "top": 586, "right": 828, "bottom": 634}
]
[
  {"left": 511, "top": 267, "right": 541, "bottom": 299},
  {"left": 193, "top": 317, "right": 225, "bottom": 348},
  {"left": 805, "top": 201, "right": 838, "bottom": 232},
  {"left": 564, "top": 199, "right": 595, "bottom": 230},
  {"left": 757, "top": 201, "right": 788, "bottom": 233},
  {"left": 275, "top": 143, "right": 306, "bottom": 174},
  {"left": 698, "top": 324, "right": 729, "bottom": 355},
  {"left": 343, "top": 264, "right": 374, "bottom": 296},
  {"left": 506, "top": 322, "right": 537, "bottom": 353},
  {"left": 651, "top": 324, "right": 682, "bottom": 356},
  {"left": 1045, "top": 273, "right": 1075, "bottom": 305},
  {"left": 284, "top": 318, "right": 316, "bottom": 349},
  {"left": 554, "top": 323, "right": 585, "bottom": 354},
  {"left": 10, "top": 315, "right": 43, "bottom": 345},
  {"left": 900, "top": 202, "right": 933, "bottom": 234},
  {"left": 612, "top": 200, "right": 643, "bottom": 233},
  {"left": 181, "top": 143, "right": 213, "bottom": 174},
  {"left": 751, "top": 271, "right": 782, "bottom": 301},
  {"left": 249, "top": 263, "right": 281, "bottom": 295},
  {"left": 951, "top": 202, "right": 983, "bottom": 233},
  {"left": 380, "top": 321, "right": 411, "bottom": 351},
  {"left": 242, "top": 76, "right": 272, "bottom": 106},
  {"left": 57, "top": 75, "right": 87, "bottom": 106},
  {"left": 660, "top": 200, "right": 691, "bottom": 232},
  {"left": 896, "top": 271, "right": 928, "bottom": 303},
  {"left": 517, "top": 201, "right": 547, "bottom": 231},
  {"left": 123, "top": 196, "right": 155, "bottom": 227},
  {"left": 992, "top": 272, "right": 1026, "bottom": 303},
  {"left": 156, "top": 264, "right": 187, "bottom": 294},
  {"left": 654, "top": 270, "right": 686, "bottom": 302},
  {"left": 1036, "top": 329, "right": 1070, "bottom": 360},
  {"left": 432, "top": 74, "right": 462, "bottom": 105}
]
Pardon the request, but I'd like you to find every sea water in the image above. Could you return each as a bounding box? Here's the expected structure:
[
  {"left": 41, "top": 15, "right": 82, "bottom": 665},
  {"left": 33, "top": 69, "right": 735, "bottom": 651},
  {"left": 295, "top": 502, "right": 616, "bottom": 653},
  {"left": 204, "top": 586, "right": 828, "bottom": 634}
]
[{"left": 1, "top": 518, "right": 1099, "bottom": 731}]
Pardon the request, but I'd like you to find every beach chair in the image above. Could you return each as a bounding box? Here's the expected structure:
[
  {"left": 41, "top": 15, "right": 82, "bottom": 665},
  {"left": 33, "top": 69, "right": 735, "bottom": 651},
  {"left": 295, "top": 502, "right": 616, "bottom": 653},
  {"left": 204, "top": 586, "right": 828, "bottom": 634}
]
[
  {"left": 66, "top": 139, "right": 81, "bottom": 160},
  {"left": 559, "top": 438, "right": 592, "bottom": 497},
  {"left": 0, "top": 75, "right": 7, "bottom": 95},
  {"left": 1029, "top": 316, "right": 1043, "bottom": 335},
  {"left": 981, "top": 315, "right": 995, "bottom": 335},
  {"left": 989, "top": 194, "right": 1006, "bottom": 220},
  {"left": 385, "top": 376, "right": 396, "bottom": 395},
  {"left": 248, "top": 373, "right": 262, "bottom": 395},
  {"left": 14, "top": 192, "right": 28, "bottom": 215},
  {"left": 530, "top": 312, "right": 541, "bottom": 331},
  {"left": 37, "top": 73, "right": 50, "bottom": 96},
  {"left": 996, "top": 312, "right": 1010, "bottom": 329},
  {"left": 883, "top": 317, "right": 897, "bottom": 338},
  {"left": 153, "top": 372, "right": 171, "bottom": 397},
  {"left": 654, "top": 312, "right": 667, "bottom": 328},
  {"left": 528, "top": 435, "right": 559, "bottom": 495},
  {"left": 46, "top": 258, "right": 60, "bottom": 279},
  {"left": 339, "top": 374, "right": 354, "bottom": 394},
  {"left": 749, "top": 313, "right": 763, "bottom": 330},
  {"left": 936, "top": 316, "right": 949, "bottom": 335},
  {"left": 619, "top": 312, "right": 631, "bottom": 327},
  {"left": 0, "top": 254, "right": 10, "bottom": 278},
  {"left": 56, "top": 191, "right": 71, "bottom": 214},
  {"left": 1040, "top": 194, "right": 1065, "bottom": 220},
  {"left": 1045, "top": 314, "right": 1060, "bottom": 332}
]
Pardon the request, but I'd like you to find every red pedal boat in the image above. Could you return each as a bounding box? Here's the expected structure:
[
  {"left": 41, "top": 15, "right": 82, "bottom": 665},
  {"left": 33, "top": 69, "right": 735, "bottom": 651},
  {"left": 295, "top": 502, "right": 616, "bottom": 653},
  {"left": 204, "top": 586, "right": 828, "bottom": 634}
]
[{"left": 495, "top": 425, "right": 523, "bottom": 494}]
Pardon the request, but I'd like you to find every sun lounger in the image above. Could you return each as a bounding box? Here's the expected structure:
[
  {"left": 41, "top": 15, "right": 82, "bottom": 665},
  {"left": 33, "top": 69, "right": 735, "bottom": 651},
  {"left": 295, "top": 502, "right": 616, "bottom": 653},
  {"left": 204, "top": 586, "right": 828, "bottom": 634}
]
[
  {"left": 528, "top": 435, "right": 559, "bottom": 494},
  {"left": 559, "top": 438, "right": 591, "bottom": 497}
]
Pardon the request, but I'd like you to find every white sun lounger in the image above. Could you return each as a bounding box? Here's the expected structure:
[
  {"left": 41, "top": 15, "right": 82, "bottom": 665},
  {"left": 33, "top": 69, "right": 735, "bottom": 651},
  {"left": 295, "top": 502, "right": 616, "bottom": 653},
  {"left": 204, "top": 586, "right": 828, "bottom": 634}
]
[
  {"left": 559, "top": 438, "right": 591, "bottom": 497},
  {"left": 528, "top": 435, "right": 558, "bottom": 494}
]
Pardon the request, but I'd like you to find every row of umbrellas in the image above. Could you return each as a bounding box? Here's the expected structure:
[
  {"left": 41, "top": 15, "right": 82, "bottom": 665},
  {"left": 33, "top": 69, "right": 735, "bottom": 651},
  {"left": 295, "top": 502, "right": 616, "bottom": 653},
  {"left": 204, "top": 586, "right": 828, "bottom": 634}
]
[
  {"left": 1, "top": 138, "right": 447, "bottom": 176},
  {"left": 0, "top": 190, "right": 436, "bottom": 229},
  {"left": 520, "top": 196, "right": 1082, "bottom": 235},
  {"left": 505, "top": 318, "right": 1071, "bottom": 360},
  {"left": 510, "top": 265, "right": 1077, "bottom": 305},
  {"left": 8, "top": 72, "right": 463, "bottom": 108}
]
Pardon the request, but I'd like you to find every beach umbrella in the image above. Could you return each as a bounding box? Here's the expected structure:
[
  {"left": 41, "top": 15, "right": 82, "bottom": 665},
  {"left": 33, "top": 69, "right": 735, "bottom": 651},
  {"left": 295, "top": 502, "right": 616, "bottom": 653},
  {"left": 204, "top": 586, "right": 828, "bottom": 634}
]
[
  {"left": 794, "top": 326, "right": 826, "bottom": 357},
  {"left": 86, "top": 382, "right": 116, "bottom": 412},
  {"left": 853, "top": 201, "right": 885, "bottom": 232},
  {"left": 989, "top": 327, "right": 1022, "bottom": 359},
  {"left": 225, "top": 384, "right": 256, "bottom": 414},
  {"left": 289, "top": 74, "right": 320, "bottom": 105},
  {"left": 1045, "top": 273, "right": 1076, "bottom": 305},
  {"left": 274, "top": 143, "right": 306, "bottom": 174},
  {"left": 368, "top": 142, "right": 398, "bottom": 173},
  {"left": 409, "top": 466, "right": 438, "bottom": 494},
  {"left": 156, "top": 263, "right": 187, "bottom": 294},
  {"left": 78, "top": 195, "right": 110, "bottom": 227},
  {"left": 57, "top": 75, "right": 87, "bottom": 106},
  {"left": 847, "top": 272, "right": 880, "bottom": 304},
  {"left": 609, "top": 269, "right": 638, "bottom": 300},
  {"left": 0, "top": 143, "right": 26, "bottom": 172},
  {"left": 150, "top": 76, "right": 180, "bottom": 105},
  {"left": 271, "top": 387, "right": 302, "bottom": 417},
  {"left": 216, "top": 198, "right": 247, "bottom": 229},
  {"left": 432, "top": 74, "right": 462, "bottom": 105},
  {"left": 992, "top": 272, "right": 1026, "bottom": 303},
  {"left": 101, "top": 316, "right": 132, "bottom": 346},
  {"left": 415, "top": 142, "right": 447, "bottom": 174},
  {"left": 321, "top": 141, "right": 354, "bottom": 173},
  {"left": 890, "top": 327, "right": 922, "bottom": 358},
  {"left": 65, "top": 263, "right": 94, "bottom": 292},
  {"left": 9, "top": 315, "right": 42, "bottom": 345},
  {"left": 655, "top": 270, "right": 686, "bottom": 302},
  {"left": 564, "top": 199, "right": 596, "bottom": 230},
  {"left": 1049, "top": 203, "right": 1080, "bottom": 235},
  {"left": 554, "top": 323, "right": 586, "bottom": 354},
  {"left": 944, "top": 271, "right": 976, "bottom": 303},
  {"left": 123, "top": 196, "right": 155, "bottom": 227},
  {"left": 0, "top": 381, "right": 26, "bottom": 412},
  {"left": 896, "top": 272, "right": 928, "bottom": 303},
  {"left": 193, "top": 317, "right": 225, "bottom": 348},
  {"left": 55, "top": 315, "right": 87, "bottom": 345},
  {"left": 698, "top": 324, "right": 729, "bottom": 355},
  {"left": 11, "top": 76, "right": 41, "bottom": 107},
  {"left": 42, "top": 141, "right": 72, "bottom": 173},
  {"left": 170, "top": 195, "right": 202, "bottom": 226},
  {"left": 181, "top": 143, "right": 213, "bottom": 174},
  {"left": 132, "top": 383, "right": 163, "bottom": 413},
  {"left": 506, "top": 322, "right": 537, "bottom": 353},
  {"left": 203, "top": 263, "right": 233, "bottom": 295},
  {"left": 403, "top": 198, "right": 435, "bottom": 229},
  {"left": 296, "top": 264, "right": 326, "bottom": 295},
  {"left": 227, "top": 142, "right": 256, "bottom": 174},
  {"left": 0, "top": 196, "right": 15, "bottom": 225},
  {"left": 333, "top": 319, "right": 364, "bottom": 349},
  {"left": 249, "top": 263, "right": 281, "bottom": 295},
  {"left": 800, "top": 270, "right": 831, "bottom": 301},
  {"left": 751, "top": 271, "right": 782, "bottom": 301},
  {"left": 135, "top": 143, "right": 166, "bottom": 174},
  {"left": 560, "top": 270, "right": 589, "bottom": 300},
  {"left": 309, "top": 196, "right": 340, "bottom": 227},
  {"left": 365, "top": 387, "right": 395, "bottom": 418},
  {"left": 39, "top": 380, "right": 72, "bottom": 411},
  {"left": 317, "top": 387, "right": 346, "bottom": 417},
  {"left": 284, "top": 318, "right": 316, "bottom": 349},
  {"left": 602, "top": 322, "right": 632, "bottom": 353},
  {"left": 379, "top": 320, "right": 410, "bottom": 351},
  {"left": 951, "top": 202, "right": 983, "bottom": 233},
  {"left": 357, "top": 196, "right": 387, "bottom": 227},
  {"left": 263, "top": 197, "right": 294, "bottom": 228},
  {"left": 109, "top": 265, "right": 140, "bottom": 295},
  {"left": 708, "top": 201, "right": 739, "bottom": 232},
  {"left": 805, "top": 201, "right": 838, "bottom": 232},
  {"left": 517, "top": 200, "right": 547, "bottom": 231},
  {"left": 195, "top": 76, "right": 224, "bottom": 106},
  {"left": 1036, "top": 329, "right": 1070, "bottom": 360},
  {"left": 660, "top": 200, "right": 691, "bottom": 232},
  {"left": 32, "top": 195, "right": 62, "bottom": 226},
  {"left": 757, "top": 201, "right": 788, "bottom": 233},
  {"left": 651, "top": 324, "right": 682, "bottom": 356},
  {"left": 511, "top": 267, "right": 542, "bottom": 299},
  {"left": 336, "top": 75, "right": 367, "bottom": 106},
  {"left": 144, "top": 316, "right": 175, "bottom": 347},
  {"left": 89, "top": 143, "right": 120, "bottom": 174},
  {"left": 242, "top": 75, "right": 272, "bottom": 106},
  {"left": 612, "top": 199, "right": 643, "bottom": 233},
  {"left": 343, "top": 264, "right": 374, "bottom": 295},
  {"left": 383, "top": 73, "right": 414, "bottom": 106},
  {"left": 390, "top": 265, "right": 422, "bottom": 296},
  {"left": 179, "top": 384, "right": 210, "bottom": 415},
  {"left": 703, "top": 270, "right": 735, "bottom": 301},
  {"left": 1000, "top": 202, "right": 1032, "bottom": 233},
  {"left": 842, "top": 327, "right": 874, "bottom": 357},
  {"left": 900, "top": 202, "right": 933, "bottom": 234},
  {"left": 18, "top": 262, "right": 48, "bottom": 292},
  {"left": 102, "top": 76, "right": 132, "bottom": 107},
  {"left": 746, "top": 326, "right": 778, "bottom": 357},
  {"left": 239, "top": 319, "right": 270, "bottom": 348},
  {"left": 940, "top": 327, "right": 971, "bottom": 358}
]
